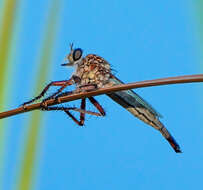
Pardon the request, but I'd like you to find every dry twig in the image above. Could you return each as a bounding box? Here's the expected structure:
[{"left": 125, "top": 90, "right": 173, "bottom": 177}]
[{"left": 0, "top": 74, "right": 203, "bottom": 120}]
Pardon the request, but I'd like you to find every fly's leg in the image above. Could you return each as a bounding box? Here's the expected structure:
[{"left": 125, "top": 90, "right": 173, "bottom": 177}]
[
  {"left": 41, "top": 105, "right": 101, "bottom": 116},
  {"left": 22, "top": 79, "right": 73, "bottom": 107},
  {"left": 64, "top": 97, "right": 105, "bottom": 126},
  {"left": 42, "top": 75, "right": 81, "bottom": 102},
  {"left": 42, "top": 84, "right": 72, "bottom": 104},
  {"left": 41, "top": 97, "right": 105, "bottom": 126},
  {"left": 41, "top": 105, "right": 85, "bottom": 126},
  {"left": 78, "top": 98, "right": 86, "bottom": 125},
  {"left": 41, "top": 99, "right": 86, "bottom": 126},
  {"left": 88, "top": 97, "right": 106, "bottom": 116},
  {"left": 76, "top": 84, "right": 106, "bottom": 116}
]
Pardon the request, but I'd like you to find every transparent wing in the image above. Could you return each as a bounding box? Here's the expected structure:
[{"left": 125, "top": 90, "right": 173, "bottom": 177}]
[{"left": 108, "top": 75, "right": 162, "bottom": 118}]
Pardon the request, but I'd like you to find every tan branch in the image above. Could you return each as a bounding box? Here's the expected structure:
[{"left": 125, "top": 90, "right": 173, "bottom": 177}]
[{"left": 1, "top": 74, "right": 203, "bottom": 120}]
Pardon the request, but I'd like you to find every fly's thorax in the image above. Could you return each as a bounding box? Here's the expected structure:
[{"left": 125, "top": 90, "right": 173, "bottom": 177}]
[{"left": 75, "top": 54, "right": 112, "bottom": 88}]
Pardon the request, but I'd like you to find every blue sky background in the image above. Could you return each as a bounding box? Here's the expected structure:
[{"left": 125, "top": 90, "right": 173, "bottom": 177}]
[{"left": 1, "top": 0, "right": 203, "bottom": 189}]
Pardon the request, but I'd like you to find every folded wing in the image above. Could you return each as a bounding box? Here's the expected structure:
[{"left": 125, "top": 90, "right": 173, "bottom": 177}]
[{"left": 107, "top": 75, "right": 181, "bottom": 153}]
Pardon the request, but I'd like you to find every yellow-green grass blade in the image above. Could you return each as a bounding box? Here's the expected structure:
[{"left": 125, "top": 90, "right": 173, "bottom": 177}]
[
  {"left": 196, "top": 0, "right": 203, "bottom": 60},
  {"left": 0, "top": 0, "right": 17, "bottom": 104},
  {"left": 16, "top": 1, "right": 61, "bottom": 190},
  {"left": 194, "top": 1, "right": 203, "bottom": 124},
  {"left": 195, "top": 2, "right": 203, "bottom": 93},
  {"left": 0, "top": 0, "right": 17, "bottom": 188}
]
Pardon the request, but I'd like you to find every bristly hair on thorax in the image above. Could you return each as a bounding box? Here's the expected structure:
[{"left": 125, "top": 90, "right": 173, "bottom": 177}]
[{"left": 73, "top": 53, "right": 114, "bottom": 88}]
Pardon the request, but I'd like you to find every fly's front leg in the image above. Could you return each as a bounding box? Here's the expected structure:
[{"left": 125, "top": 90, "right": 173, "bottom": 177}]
[
  {"left": 42, "top": 82, "right": 71, "bottom": 103},
  {"left": 41, "top": 76, "right": 81, "bottom": 106},
  {"left": 22, "top": 79, "right": 73, "bottom": 108}
]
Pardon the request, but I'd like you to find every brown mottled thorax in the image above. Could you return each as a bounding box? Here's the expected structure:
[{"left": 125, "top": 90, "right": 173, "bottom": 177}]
[{"left": 75, "top": 54, "right": 113, "bottom": 88}]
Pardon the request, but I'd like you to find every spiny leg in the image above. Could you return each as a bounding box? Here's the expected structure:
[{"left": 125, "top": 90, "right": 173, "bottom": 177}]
[
  {"left": 65, "top": 98, "right": 105, "bottom": 125},
  {"left": 79, "top": 98, "right": 86, "bottom": 126},
  {"left": 88, "top": 97, "right": 106, "bottom": 116},
  {"left": 41, "top": 81, "right": 97, "bottom": 106},
  {"left": 39, "top": 81, "right": 105, "bottom": 126},
  {"left": 64, "top": 110, "right": 84, "bottom": 126},
  {"left": 64, "top": 98, "right": 86, "bottom": 126},
  {"left": 42, "top": 75, "right": 82, "bottom": 102},
  {"left": 41, "top": 105, "right": 102, "bottom": 116},
  {"left": 42, "top": 84, "right": 72, "bottom": 103},
  {"left": 76, "top": 84, "right": 106, "bottom": 116},
  {"left": 41, "top": 99, "right": 103, "bottom": 126},
  {"left": 22, "top": 79, "right": 73, "bottom": 106},
  {"left": 41, "top": 105, "right": 84, "bottom": 126}
]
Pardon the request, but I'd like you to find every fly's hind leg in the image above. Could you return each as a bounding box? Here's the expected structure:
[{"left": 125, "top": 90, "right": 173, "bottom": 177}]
[
  {"left": 41, "top": 98, "right": 87, "bottom": 126},
  {"left": 88, "top": 97, "right": 106, "bottom": 116},
  {"left": 41, "top": 97, "right": 105, "bottom": 126}
]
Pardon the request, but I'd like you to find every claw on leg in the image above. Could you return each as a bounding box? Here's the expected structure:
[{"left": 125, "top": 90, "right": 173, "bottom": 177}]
[
  {"left": 40, "top": 100, "right": 48, "bottom": 109},
  {"left": 22, "top": 104, "right": 27, "bottom": 110}
]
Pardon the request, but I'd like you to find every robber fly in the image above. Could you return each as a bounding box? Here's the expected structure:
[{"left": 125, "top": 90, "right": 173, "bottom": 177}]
[{"left": 22, "top": 44, "right": 181, "bottom": 153}]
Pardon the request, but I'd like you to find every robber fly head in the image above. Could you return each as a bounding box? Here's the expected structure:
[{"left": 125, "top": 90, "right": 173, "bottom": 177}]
[{"left": 62, "top": 43, "right": 83, "bottom": 66}]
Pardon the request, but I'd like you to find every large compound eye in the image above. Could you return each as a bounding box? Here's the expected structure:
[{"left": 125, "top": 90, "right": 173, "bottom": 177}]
[{"left": 73, "top": 48, "right": 83, "bottom": 61}]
